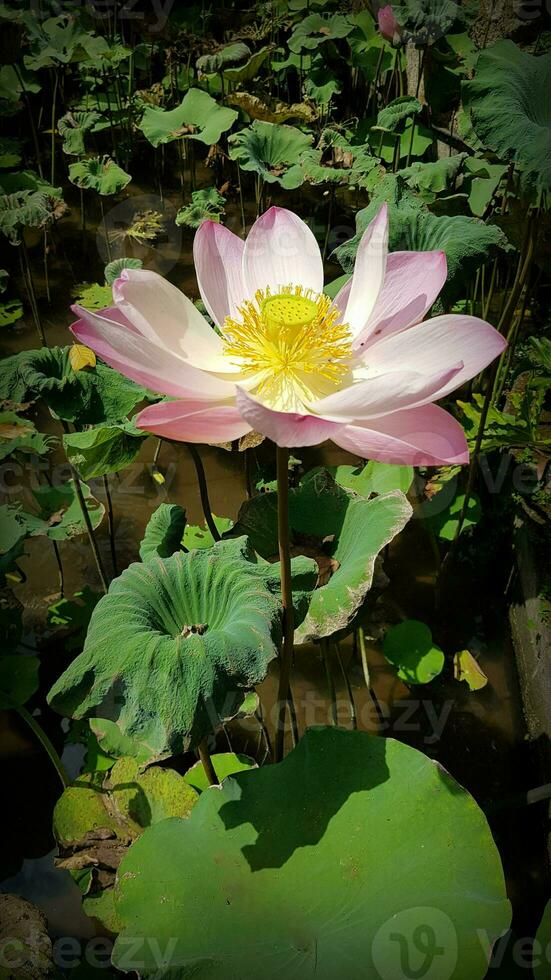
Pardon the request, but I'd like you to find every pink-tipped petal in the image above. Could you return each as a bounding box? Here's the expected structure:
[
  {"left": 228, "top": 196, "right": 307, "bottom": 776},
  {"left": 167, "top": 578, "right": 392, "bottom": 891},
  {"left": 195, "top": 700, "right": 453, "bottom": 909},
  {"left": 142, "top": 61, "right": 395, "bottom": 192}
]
[
  {"left": 242, "top": 207, "right": 324, "bottom": 298},
  {"left": 112, "top": 268, "right": 227, "bottom": 370},
  {"left": 332, "top": 404, "right": 469, "bottom": 466},
  {"left": 363, "top": 314, "right": 507, "bottom": 399},
  {"left": 344, "top": 204, "right": 389, "bottom": 339},
  {"left": 352, "top": 250, "right": 448, "bottom": 350},
  {"left": 71, "top": 305, "right": 235, "bottom": 401},
  {"left": 309, "top": 362, "right": 463, "bottom": 420},
  {"left": 193, "top": 221, "right": 245, "bottom": 330},
  {"left": 236, "top": 388, "right": 344, "bottom": 447},
  {"left": 135, "top": 400, "right": 251, "bottom": 443}
]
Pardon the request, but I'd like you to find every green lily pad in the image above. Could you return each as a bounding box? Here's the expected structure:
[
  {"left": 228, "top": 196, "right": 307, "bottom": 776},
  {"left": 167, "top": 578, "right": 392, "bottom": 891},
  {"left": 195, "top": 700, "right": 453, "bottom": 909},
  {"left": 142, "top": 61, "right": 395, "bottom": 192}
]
[
  {"left": 0, "top": 653, "right": 39, "bottom": 710},
  {"left": 383, "top": 619, "right": 445, "bottom": 685},
  {"left": 54, "top": 756, "right": 198, "bottom": 846},
  {"left": 18, "top": 480, "right": 104, "bottom": 542},
  {"left": 113, "top": 726, "right": 511, "bottom": 979},
  {"left": 0, "top": 346, "right": 151, "bottom": 426},
  {"left": 63, "top": 419, "right": 146, "bottom": 480},
  {"left": 139, "top": 89, "right": 238, "bottom": 147},
  {"left": 398, "top": 153, "right": 468, "bottom": 202},
  {"left": 228, "top": 120, "right": 312, "bottom": 189},
  {"left": 231, "top": 469, "right": 412, "bottom": 642},
  {"left": 462, "top": 41, "right": 551, "bottom": 196},
  {"left": 48, "top": 537, "right": 317, "bottom": 763},
  {"left": 68, "top": 156, "right": 131, "bottom": 196},
  {"left": 183, "top": 752, "right": 257, "bottom": 793},
  {"left": 183, "top": 515, "right": 234, "bottom": 551},
  {"left": 325, "top": 461, "right": 414, "bottom": 497},
  {"left": 139, "top": 503, "right": 186, "bottom": 561},
  {"left": 221, "top": 45, "right": 274, "bottom": 83},
  {"left": 393, "top": 0, "right": 466, "bottom": 44},
  {"left": 196, "top": 42, "right": 251, "bottom": 75},
  {"left": 175, "top": 187, "right": 226, "bottom": 229},
  {"left": 288, "top": 13, "right": 354, "bottom": 53},
  {"left": 72, "top": 281, "right": 114, "bottom": 310}
]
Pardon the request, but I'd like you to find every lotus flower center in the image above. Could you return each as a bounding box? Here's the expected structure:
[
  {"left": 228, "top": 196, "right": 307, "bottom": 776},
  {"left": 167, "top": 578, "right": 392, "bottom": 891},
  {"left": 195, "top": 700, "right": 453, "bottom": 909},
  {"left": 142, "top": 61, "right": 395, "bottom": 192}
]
[{"left": 223, "top": 286, "right": 352, "bottom": 411}]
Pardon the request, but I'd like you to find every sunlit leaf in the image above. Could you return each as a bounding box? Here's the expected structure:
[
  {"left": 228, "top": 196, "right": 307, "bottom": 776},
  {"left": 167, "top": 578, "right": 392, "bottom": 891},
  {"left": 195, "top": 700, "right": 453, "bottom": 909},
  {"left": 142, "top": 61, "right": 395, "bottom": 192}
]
[
  {"left": 383, "top": 619, "right": 445, "bottom": 684},
  {"left": 139, "top": 89, "right": 238, "bottom": 147},
  {"left": 454, "top": 649, "right": 488, "bottom": 691},
  {"left": 139, "top": 503, "right": 186, "bottom": 561}
]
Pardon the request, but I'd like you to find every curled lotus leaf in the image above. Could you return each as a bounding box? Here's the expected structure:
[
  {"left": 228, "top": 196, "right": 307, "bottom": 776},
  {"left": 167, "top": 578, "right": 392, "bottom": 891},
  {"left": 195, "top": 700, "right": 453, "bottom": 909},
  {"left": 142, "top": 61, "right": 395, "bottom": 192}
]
[
  {"left": 113, "top": 726, "right": 511, "bottom": 979},
  {"left": 68, "top": 155, "right": 131, "bottom": 196},
  {"left": 196, "top": 42, "right": 251, "bottom": 75},
  {"left": 226, "top": 91, "right": 318, "bottom": 125},
  {"left": 228, "top": 120, "right": 312, "bottom": 189},
  {"left": 231, "top": 469, "right": 412, "bottom": 642},
  {"left": 462, "top": 41, "right": 551, "bottom": 196},
  {"left": 48, "top": 536, "right": 317, "bottom": 763},
  {"left": 288, "top": 13, "right": 355, "bottom": 53}
]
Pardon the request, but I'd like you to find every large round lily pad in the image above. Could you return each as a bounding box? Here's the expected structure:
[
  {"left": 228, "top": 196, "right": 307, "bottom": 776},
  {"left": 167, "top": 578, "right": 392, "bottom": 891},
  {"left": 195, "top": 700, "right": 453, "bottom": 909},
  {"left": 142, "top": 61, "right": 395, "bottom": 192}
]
[
  {"left": 48, "top": 537, "right": 317, "bottom": 763},
  {"left": 462, "top": 41, "right": 551, "bottom": 196},
  {"left": 231, "top": 470, "right": 412, "bottom": 643},
  {"left": 113, "top": 726, "right": 511, "bottom": 979},
  {"left": 228, "top": 120, "right": 312, "bottom": 190}
]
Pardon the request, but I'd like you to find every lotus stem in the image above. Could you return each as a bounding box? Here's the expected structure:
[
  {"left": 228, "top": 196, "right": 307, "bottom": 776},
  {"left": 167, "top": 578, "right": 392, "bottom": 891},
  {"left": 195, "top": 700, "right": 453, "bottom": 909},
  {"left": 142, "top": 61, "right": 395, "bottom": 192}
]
[
  {"left": 50, "top": 68, "right": 59, "bottom": 187},
  {"left": 322, "top": 639, "right": 338, "bottom": 725},
  {"left": 99, "top": 197, "right": 112, "bottom": 264},
  {"left": 13, "top": 63, "right": 43, "bottom": 177},
  {"left": 335, "top": 641, "right": 357, "bottom": 730},
  {"left": 11, "top": 698, "right": 70, "bottom": 790},
  {"left": 198, "top": 737, "right": 218, "bottom": 785},
  {"left": 52, "top": 540, "right": 65, "bottom": 597},
  {"left": 274, "top": 446, "right": 294, "bottom": 762},
  {"left": 103, "top": 474, "right": 118, "bottom": 577},
  {"left": 186, "top": 444, "right": 221, "bottom": 542},
  {"left": 358, "top": 628, "right": 386, "bottom": 730},
  {"left": 19, "top": 241, "right": 47, "bottom": 346}
]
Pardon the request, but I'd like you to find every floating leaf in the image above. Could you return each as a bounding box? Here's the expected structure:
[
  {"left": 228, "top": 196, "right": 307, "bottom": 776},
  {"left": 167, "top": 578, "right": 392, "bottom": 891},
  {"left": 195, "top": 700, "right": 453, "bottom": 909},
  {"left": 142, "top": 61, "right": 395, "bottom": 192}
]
[
  {"left": 183, "top": 515, "right": 234, "bottom": 551},
  {"left": 383, "top": 619, "right": 445, "bottom": 684},
  {"left": 63, "top": 419, "right": 146, "bottom": 480},
  {"left": 48, "top": 537, "right": 317, "bottom": 763},
  {"left": 462, "top": 41, "right": 551, "bottom": 195},
  {"left": 228, "top": 120, "right": 312, "bottom": 189},
  {"left": 69, "top": 344, "right": 96, "bottom": 372},
  {"left": 53, "top": 755, "right": 198, "bottom": 935},
  {"left": 326, "top": 461, "right": 414, "bottom": 497},
  {"left": 139, "top": 503, "right": 186, "bottom": 561},
  {"left": 454, "top": 650, "right": 488, "bottom": 691},
  {"left": 19, "top": 480, "right": 104, "bottom": 542},
  {"left": 69, "top": 156, "right": 131, "bottom": 196},
  {"left": 175, "top": 187, "right": 226, "bottom": 229},
  {"left": 232, "top": 469, "right": 412, "bottom": 642},
  {"left": 139, "top": 89, "right": 238, "bottom": 147},
  {"left": 113, "top": 727, "right": 511, "bottom": 979},
  {"left": 0, "top": 653, "right": 39, "bottom": 709},
  {"left": 183, "top": 752, "right": 257, "bottom": 793}
]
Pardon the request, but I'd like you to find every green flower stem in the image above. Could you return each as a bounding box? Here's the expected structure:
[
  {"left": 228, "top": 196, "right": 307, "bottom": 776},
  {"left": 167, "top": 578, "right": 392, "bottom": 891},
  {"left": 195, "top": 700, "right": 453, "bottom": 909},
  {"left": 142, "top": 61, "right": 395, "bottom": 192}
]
[
  {"left": 103, "top": 474, "right": 118, "bottom": 577},
  {"left": 274, "top": 446, "right": 294, "bottom": 763},
  {"left": 10, "top": 697, "right": 70, "bottom": 790},
  {"left": 358, "top": 629, "right": 386, "bottom": 730},
  {"left": 322, "top": 639, "right": 338, "bottom": 726},
  {"left": 19, "top": 242, "right": 47, "bottom": 347},
  {"left": 335, "top": 642, "right": 357, "bottom": 730},
  {"left": 198, "top": 738, "right": 218, "bottom": 786},
  {"left": 186, "top": 444, "right": 221, "bottom": 542}
]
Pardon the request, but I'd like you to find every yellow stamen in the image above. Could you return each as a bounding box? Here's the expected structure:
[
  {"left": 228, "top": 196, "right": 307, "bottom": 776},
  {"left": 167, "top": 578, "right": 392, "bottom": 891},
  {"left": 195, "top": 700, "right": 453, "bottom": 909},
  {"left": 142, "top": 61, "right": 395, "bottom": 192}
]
[{"left": 223, "top": 285, "right": 352, "bottom": 407}]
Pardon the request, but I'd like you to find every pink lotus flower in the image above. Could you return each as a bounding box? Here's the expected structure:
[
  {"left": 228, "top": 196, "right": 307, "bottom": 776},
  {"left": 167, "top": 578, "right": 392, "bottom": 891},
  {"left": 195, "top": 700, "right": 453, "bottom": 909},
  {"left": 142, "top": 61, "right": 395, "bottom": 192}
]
[
  {"left": 378, "top": 5, "right": 401, "bottom": 44},
  {"left": 71, "top": 205, "right": 505, "bottom": 466}
]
